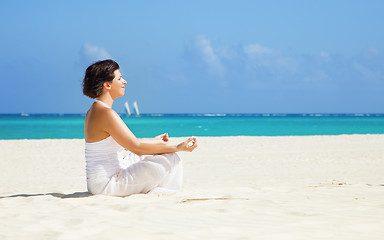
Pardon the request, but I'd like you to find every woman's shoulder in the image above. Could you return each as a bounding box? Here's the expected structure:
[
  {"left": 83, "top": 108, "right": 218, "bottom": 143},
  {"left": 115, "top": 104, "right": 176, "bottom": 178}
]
[{"left": 86, "top": 104, "right": 118, "bottom": 122}]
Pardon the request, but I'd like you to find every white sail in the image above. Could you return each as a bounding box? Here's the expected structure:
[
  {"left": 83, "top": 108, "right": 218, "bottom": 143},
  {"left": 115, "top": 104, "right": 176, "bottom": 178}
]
[
  {"left": 124, "top": 101, "right": 131, "bottom": 117},
  {"left": 133, "top": 101, "right": 140, "bottom": 116}
]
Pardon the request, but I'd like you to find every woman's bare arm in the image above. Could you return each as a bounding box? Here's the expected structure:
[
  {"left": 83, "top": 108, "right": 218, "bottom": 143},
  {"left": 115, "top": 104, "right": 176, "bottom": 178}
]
[{"left": 103, "top": 109, "right": 197, "bottom": 155}]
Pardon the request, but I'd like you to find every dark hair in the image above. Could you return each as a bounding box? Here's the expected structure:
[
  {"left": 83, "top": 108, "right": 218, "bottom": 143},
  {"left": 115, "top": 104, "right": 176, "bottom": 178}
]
[{"left": 82, "top": 59, "right": 120, "bottom": 98}]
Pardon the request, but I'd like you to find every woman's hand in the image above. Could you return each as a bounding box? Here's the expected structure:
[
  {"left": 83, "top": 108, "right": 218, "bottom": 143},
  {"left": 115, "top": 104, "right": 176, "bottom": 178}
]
[
  {"left": 154, "top": 133, "right": 169, "bottom": 143},
  {"left": 177, "top": 136, "right": 198, "bottom": 152}
]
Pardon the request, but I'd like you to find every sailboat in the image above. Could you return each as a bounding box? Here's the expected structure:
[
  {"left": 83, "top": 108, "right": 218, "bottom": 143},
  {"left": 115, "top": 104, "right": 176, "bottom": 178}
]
[
  {"left": 133, "top": 101, "right": 140, "bottom": 116},
  {"left": 124, "top": 101, "right": 131, "bottom": 117}
]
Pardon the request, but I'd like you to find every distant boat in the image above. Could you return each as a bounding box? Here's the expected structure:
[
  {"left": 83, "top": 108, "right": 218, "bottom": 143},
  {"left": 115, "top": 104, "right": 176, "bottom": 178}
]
[
  {"left": 20, "top": 112, "right": 29, "bottom": 117},
  {"left": 133, "top": 101, "right": 140, "bottom": 116},
  {"left": 124, "top": 101, "right": 131, "bottom": 117}
]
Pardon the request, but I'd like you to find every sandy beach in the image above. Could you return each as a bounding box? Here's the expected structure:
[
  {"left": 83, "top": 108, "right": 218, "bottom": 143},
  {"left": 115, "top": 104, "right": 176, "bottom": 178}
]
[{"left": 0, "top": 135, "right": 383, "bottom": 240}]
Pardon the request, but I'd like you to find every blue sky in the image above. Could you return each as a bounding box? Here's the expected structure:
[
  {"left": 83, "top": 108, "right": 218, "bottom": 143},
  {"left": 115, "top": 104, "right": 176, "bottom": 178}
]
[{"left": 1, "top": 0, "right": 383, "bottom": 113}]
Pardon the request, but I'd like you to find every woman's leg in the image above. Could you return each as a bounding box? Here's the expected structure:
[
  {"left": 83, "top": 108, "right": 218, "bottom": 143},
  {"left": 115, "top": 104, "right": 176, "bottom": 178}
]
[{"left": 103, "top": 153, "right": 182, "bottom": 196}]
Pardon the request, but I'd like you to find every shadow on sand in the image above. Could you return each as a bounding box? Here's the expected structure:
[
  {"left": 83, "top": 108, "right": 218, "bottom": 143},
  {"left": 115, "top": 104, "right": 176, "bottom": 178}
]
[{"left": 0, "top": 191, "right": 93, "bottom": 199}]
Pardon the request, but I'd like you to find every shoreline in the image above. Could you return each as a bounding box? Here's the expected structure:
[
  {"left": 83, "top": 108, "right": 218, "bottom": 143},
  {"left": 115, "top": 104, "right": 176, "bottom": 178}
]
[{"left": 1, "top": 132, "right": 384, "bottom": 141}]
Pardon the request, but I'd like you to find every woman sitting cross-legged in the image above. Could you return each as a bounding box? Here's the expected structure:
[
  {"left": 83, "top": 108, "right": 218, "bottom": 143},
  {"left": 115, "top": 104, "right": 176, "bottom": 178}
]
[{"left": 82, "top": 59, "right": 198, "bottom": 197}]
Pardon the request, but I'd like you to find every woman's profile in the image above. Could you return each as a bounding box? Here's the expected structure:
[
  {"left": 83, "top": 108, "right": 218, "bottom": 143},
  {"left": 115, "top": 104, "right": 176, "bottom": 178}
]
[{"left": 83, "top": 59, "right": 198, "bottom": 196}]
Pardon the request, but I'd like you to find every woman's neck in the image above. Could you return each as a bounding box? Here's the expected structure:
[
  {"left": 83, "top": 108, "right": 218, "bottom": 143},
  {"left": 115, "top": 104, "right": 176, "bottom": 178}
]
[{"left": 95, "top": 95, "right": 114, "bottom": 108}]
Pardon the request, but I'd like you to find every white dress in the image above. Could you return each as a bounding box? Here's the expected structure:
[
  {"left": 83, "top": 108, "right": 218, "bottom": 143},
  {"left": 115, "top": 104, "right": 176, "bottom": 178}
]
[{"left": 85, "top": 100, "right": 183, "bottom": 197}]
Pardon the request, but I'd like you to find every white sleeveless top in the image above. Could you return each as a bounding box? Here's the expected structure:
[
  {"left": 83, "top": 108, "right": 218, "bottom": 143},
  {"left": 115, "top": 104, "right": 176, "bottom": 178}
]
[
  {"left": 85, "top": 136, "right": 139, "bottom": 194},
  {"left": 84, "top": 100, "right": 138, "bottom": 193}
]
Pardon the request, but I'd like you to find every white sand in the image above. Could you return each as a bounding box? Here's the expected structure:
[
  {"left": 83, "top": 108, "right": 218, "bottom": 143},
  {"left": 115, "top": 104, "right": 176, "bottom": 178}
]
[{"left": 0, "top": 135, "right": 383, "bottom": 240}]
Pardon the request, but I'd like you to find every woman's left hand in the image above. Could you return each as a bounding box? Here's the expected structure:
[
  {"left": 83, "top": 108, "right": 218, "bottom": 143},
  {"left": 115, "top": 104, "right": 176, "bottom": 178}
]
[{"left": 154, "top": 133, "right": 169, "bottom": 143}]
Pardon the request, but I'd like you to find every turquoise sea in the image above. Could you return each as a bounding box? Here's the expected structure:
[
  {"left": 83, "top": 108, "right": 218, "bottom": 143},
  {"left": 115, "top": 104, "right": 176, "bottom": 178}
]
[{"left": 1, "top": 113, "right": 384, "bottom": 139}]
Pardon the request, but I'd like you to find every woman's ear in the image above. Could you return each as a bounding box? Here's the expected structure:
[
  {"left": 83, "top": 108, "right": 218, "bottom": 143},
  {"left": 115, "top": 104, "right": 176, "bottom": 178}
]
[{"left": 103, "top": 81, "right": 112, "bottom": 90}]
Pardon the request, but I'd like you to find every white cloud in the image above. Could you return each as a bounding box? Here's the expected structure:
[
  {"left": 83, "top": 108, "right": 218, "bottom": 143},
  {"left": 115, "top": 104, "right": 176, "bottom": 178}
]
[
  {"left": 244, "top": 44, "right": 276, "bottom": 57},
  {"left": 320, "top": 51, "right": 330, "bottom": 58},
  {"left": 319, "top": 51, "right": 332, "bottom": 64},
  {"left": 243, "top": 43, "right": 296, "bottom": 71},
  {"left": 182, "top": 37, "right": 384, "bottom": 91},
  {"left": 194, "top": 35, "right": 225, "bottom": 76},
  {"left": 361, "top": 47, "right": 380, "bottom": 58},
  {"left": 353, "top": 62, "right": 381, "bottom": 82},
  {"left": 81, "top": 42, "right": 111, "bottom": 62}
]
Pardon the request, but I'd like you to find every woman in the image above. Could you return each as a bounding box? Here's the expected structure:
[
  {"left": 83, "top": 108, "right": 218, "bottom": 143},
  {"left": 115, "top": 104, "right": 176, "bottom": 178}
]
[{"left": 83, "top": 59, "right": 198, "bottom": 196}]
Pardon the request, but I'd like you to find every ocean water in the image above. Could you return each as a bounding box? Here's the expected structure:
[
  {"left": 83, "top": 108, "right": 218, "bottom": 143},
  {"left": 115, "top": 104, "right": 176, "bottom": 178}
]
[{"left": 0, "top": 113, "right": 383, "bottom": 139}]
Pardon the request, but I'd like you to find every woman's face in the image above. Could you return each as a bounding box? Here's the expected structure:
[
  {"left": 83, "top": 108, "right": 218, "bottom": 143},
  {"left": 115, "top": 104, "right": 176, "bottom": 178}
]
[{"left": 110, "top": 69, "right": 127, "bottom": 98}]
